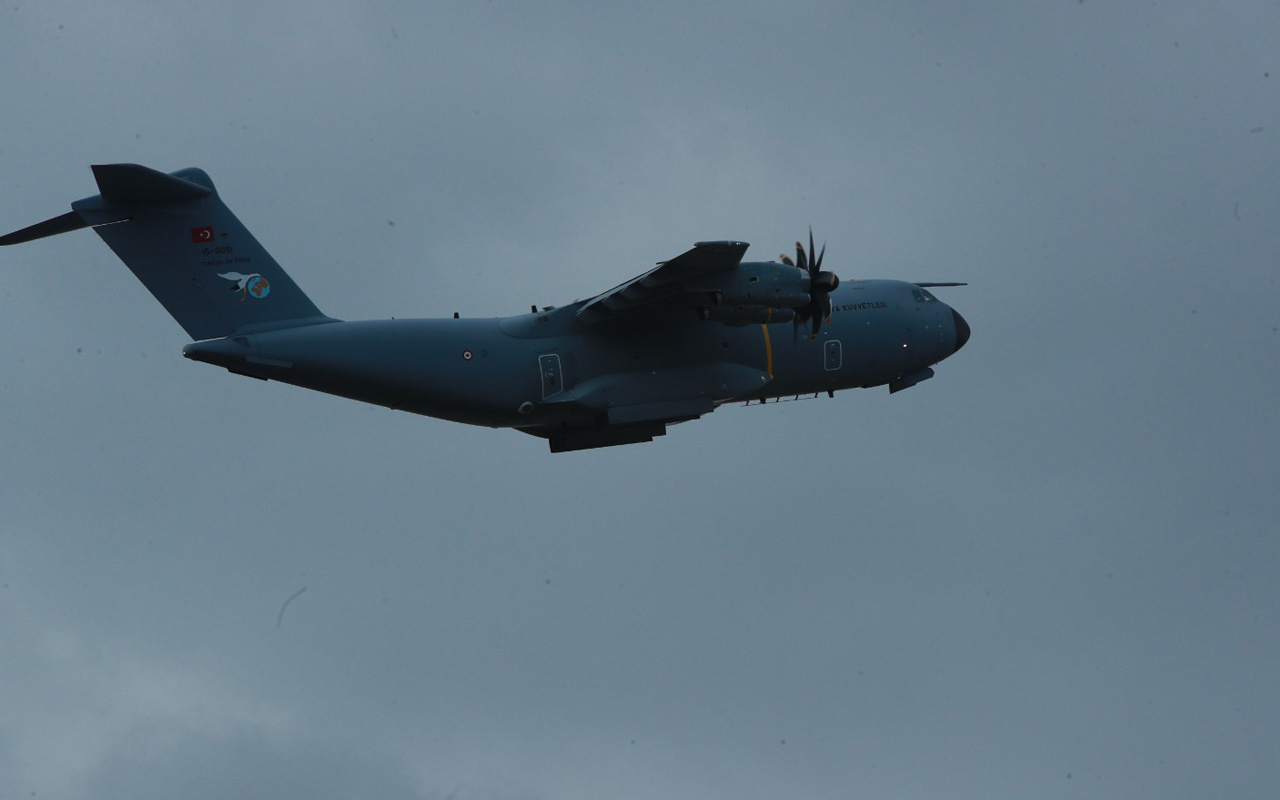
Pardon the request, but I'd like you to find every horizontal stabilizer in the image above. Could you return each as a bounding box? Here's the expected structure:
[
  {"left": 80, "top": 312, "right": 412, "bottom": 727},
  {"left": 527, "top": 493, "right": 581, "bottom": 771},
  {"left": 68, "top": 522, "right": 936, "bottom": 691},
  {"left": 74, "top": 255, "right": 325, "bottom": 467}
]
[
  {"left": 0, "top": 163, "right": 208, "bottom": 246},
  {"left": 0, "top": 210, "right": 92, "bottom": 246},
  {"left": 91, "top": 164, "right": 213, "bottom": 203}
]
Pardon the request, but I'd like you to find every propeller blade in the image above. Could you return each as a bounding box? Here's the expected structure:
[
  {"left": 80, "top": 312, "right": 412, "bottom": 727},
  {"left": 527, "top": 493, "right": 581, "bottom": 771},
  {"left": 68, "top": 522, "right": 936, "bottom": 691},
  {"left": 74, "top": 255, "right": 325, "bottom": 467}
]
[{"left": 785, "top": 228, "right": 839, "bottom": 338}]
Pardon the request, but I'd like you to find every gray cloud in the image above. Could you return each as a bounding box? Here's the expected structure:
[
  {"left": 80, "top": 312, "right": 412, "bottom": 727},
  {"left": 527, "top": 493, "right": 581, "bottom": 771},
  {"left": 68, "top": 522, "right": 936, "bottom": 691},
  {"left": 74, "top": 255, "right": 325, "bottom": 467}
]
[{"left": 2, "top": 2, "right": 1279, "bottom": 799}]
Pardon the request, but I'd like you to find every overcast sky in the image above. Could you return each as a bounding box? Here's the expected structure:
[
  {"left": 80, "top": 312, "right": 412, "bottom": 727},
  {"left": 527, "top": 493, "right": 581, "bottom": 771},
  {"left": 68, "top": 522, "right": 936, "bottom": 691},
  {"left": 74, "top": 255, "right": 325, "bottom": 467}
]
[{"left": 2, "top": 2, "right": 1278, "bottom": 798}]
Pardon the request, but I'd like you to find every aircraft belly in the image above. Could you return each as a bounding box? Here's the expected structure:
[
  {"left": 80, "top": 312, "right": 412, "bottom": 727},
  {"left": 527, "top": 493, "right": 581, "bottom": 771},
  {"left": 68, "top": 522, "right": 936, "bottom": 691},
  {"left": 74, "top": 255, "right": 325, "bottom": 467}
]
[
  {"left": 508, "top": 323, "right": 775, "bottom": 432},
  {"left": 185, "top": 319, "right": 532, "bottom": 427}
]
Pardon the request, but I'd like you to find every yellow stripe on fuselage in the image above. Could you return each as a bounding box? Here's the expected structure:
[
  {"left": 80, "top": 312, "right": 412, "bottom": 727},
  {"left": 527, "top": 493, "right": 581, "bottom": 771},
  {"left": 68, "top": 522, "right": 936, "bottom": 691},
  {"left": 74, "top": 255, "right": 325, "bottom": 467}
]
[{"left": 761, "top": 323, "right": 774, "bottom": 377}]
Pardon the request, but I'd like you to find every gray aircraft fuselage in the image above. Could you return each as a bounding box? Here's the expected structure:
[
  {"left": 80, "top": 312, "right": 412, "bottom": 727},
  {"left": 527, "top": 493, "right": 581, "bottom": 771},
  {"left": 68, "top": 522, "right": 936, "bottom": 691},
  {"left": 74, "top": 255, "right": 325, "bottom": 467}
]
[
  {"left": 184, "top": 276, "right": 966, "bottom": 432},
  {"left": 1, "top": 164, "right": 970, "bottom": 452}
]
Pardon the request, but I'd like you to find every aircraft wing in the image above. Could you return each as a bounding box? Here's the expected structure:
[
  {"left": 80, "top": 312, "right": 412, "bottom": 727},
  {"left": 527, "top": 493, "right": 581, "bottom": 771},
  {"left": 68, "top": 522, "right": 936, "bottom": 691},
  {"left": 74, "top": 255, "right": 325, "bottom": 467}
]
[{"left": 575, "top": 240, "right": 749, "bottom": 325}]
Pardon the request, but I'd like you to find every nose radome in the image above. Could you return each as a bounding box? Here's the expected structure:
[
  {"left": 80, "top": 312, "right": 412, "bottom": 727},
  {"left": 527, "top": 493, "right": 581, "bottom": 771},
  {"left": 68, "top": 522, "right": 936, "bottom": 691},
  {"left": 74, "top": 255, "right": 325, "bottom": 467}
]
[{"left": 951, "top": 308, "right": 971, "bottom": 354}]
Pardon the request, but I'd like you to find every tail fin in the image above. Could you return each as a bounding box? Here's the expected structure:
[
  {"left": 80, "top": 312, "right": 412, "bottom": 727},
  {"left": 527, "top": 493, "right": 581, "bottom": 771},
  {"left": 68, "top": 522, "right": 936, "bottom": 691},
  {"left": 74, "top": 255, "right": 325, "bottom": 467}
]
[{"left": 0, "top": 164, "right": 334, "bottom": 340}]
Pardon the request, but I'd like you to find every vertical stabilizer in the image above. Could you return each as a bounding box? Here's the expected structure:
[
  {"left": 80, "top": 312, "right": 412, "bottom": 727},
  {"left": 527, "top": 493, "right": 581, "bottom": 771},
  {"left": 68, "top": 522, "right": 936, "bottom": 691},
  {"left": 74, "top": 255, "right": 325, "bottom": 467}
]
[{"left": 3, "top": 164, "right": 334, "bottom": 340}]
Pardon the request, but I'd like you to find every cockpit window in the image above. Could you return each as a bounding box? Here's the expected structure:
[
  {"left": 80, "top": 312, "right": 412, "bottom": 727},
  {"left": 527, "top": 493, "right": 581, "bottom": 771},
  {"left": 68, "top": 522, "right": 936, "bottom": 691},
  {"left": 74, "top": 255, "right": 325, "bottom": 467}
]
[{"left": 911, "top": 288, "right": 938, "bottom": 303}]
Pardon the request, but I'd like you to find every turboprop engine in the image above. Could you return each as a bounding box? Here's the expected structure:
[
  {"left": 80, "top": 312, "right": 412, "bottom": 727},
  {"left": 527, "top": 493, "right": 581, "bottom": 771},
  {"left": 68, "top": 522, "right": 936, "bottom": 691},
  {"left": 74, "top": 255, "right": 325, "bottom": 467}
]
[{"left": 689, "top": 261, "right": 817, "bottom": 325}]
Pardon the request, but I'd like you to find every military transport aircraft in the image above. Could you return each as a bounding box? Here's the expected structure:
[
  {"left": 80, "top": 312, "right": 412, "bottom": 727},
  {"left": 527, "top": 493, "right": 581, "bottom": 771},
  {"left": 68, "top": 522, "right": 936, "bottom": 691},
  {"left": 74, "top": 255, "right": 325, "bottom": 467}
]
[{"left": 1, "top": 164, "right": 970, "bottom": 452}]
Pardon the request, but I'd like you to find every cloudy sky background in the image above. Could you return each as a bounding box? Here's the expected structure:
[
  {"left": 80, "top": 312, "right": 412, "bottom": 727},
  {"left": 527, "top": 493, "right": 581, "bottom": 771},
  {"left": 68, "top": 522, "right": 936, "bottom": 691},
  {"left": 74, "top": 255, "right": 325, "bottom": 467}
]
[{"left": 2, "top": 2, "right": 1278, "bottom": 798}]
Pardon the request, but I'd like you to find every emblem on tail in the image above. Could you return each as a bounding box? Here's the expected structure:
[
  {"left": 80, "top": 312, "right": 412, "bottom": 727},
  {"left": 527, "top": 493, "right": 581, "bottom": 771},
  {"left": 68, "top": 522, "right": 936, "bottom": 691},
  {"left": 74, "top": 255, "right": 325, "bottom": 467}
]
[{"left": 218, "top": 271, "right": 271, "bottom": 300}]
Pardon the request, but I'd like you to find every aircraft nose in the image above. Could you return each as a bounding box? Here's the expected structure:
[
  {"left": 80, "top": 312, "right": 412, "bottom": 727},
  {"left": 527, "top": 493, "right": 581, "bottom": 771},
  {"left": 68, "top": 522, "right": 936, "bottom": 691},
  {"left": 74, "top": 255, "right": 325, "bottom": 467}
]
[{"left": 951, "top": 308, "right": 971, "bottom": 354}]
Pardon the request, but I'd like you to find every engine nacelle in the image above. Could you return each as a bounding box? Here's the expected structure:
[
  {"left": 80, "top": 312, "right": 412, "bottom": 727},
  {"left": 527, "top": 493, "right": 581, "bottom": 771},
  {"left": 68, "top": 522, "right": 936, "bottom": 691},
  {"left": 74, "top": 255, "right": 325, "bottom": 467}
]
[
  {"left": 688, "top": 261, "right": 811, "bottom": 309},
  {"left": 697, "top": 305, "right": 796, "bottom": 326}
]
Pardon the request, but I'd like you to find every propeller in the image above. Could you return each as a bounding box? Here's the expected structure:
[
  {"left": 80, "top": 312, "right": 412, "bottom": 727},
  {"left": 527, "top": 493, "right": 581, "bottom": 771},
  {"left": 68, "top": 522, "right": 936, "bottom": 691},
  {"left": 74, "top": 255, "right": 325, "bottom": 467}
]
[{"left": 779, "top": 228, "right": 839, "bottom": 338}]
